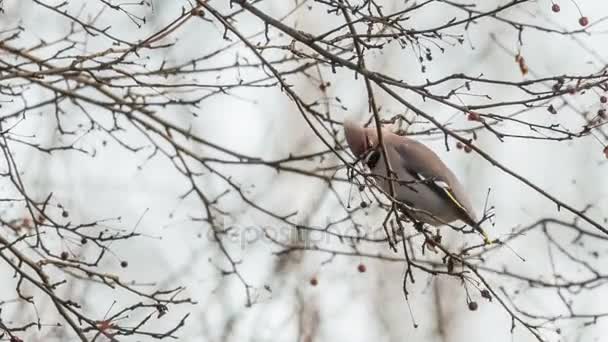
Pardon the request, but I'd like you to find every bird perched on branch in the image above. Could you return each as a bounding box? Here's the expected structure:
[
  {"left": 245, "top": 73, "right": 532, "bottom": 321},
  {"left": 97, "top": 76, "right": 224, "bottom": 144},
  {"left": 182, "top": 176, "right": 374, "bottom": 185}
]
[{"left": 343, "top": 120, "right": 490, "bottom": 244}]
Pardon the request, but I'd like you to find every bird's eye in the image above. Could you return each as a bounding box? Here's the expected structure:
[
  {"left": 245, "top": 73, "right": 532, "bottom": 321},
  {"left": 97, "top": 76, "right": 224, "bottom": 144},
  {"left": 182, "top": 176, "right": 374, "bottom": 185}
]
[{"left": 365, "top": 150, "right": 381, "bottom": 169}]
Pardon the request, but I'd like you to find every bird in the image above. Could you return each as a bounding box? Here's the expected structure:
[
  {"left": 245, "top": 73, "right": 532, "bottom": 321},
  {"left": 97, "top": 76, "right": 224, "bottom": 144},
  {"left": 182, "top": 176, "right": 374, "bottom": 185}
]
[{"left": 343, "top": 119, "right": 490, "bottom": 244}]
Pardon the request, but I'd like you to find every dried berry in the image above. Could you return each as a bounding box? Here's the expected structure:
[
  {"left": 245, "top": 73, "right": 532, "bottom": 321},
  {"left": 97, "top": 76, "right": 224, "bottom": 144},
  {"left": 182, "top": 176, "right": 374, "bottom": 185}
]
[
  {"left": 357, "top": 263, "right": 366, "bottom": 273},
  {"left": 516, "top": 54, "right": 528, "bottom": 75},
  {"left": 467, "top": 111, "right": 482, "bottom": 122},
  {"left": 468, "top": 301, "right": 478, "bottom": 311},
  {"left": 579, "top": 16, "right": 589, "bottom": 27},
  {"left": 551, "top": 3, "right": 560, "bottom": 12}
]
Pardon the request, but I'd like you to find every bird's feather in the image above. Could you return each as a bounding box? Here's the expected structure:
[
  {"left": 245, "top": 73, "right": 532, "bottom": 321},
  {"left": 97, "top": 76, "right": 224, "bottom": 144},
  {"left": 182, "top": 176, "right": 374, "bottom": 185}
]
[
  {"left": 407, "top": 168, "right": 475, "bottom": 224},
  {"left": 389, "top": 135, "right": 478, "bottom": 223}
]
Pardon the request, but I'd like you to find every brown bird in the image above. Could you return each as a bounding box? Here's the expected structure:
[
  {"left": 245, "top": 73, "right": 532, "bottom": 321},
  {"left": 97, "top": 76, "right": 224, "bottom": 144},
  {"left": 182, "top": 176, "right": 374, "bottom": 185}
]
[{"left": 344, "top": 120, "right": 490, "bottom": 244}]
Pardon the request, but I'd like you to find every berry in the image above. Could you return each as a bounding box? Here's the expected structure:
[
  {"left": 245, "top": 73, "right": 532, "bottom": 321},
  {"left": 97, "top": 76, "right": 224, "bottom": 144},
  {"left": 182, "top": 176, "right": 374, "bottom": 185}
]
[
  {"left": 468, "top": 301, "right": 478, "bottom": 311},
  {"left": 600, "top": 96, "right": 607, "bottom": 104},
  {"left": 120, "top": 260, "right": 128, "bottom": 268},
  {"left": 456, "top": 142, "right": 463, "bottom": 149},
  {"left": 598, "top": 109, "right": 606, "bottom": 118},
  {"left": 467, "top": 111, "right": 482, "bottom": 121},
  {"left": 310, "top": 277, "right": 318, "bottom": 286},
  {"left": 97, "top": 320, "right": 113, "bottom": 331},
  {"left": 360, "top": 201, "right": 368, "bottom": 209},
  {"left": 60, "top": 251, "right": 69, "bottom": 260},
  {"left": 81, "top": 237, "right": 87, "bottom": 244},
  {"left": 464, "top": 145, "right": 472, "bottom": 153},
  {"left": 567, "top": 85, "right": 576, "bottom": 95},
  {"left": 579, "top": 16, "right": 589, "bottom": 27},
  {"left": 551, "top": 3, "right": 560, "bottom": 12},
  {"left": 515, "top": 54, "right": 528, "bottom": 75},
  {"left": 62, "top": 210, "right": 69, "bottom": 218},
  {"left": 357, "top": 263, "right": 366, "bottom": 273}
]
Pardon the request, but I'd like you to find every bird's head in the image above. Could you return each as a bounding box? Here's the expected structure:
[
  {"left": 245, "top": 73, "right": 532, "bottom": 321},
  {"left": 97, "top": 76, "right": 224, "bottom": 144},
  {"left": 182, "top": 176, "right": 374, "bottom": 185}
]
[
  {"left": 343, "top": 120, "right": 378, "bottom": 157},
  {"left": 344, "top": 120, "right": 387, "bottom": 169}
]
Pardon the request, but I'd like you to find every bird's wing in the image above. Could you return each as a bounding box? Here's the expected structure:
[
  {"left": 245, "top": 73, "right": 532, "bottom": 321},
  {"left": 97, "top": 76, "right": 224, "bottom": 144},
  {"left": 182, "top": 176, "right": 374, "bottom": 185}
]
[{"left": 390, "top": 135, "right": 478, "bottom": 224}]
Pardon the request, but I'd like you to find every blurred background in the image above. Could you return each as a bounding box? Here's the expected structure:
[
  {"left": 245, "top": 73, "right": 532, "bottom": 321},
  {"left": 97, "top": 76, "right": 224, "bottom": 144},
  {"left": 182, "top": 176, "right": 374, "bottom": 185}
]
[{"left": 1, "top": 0, "right": 607, "bottom": 341}]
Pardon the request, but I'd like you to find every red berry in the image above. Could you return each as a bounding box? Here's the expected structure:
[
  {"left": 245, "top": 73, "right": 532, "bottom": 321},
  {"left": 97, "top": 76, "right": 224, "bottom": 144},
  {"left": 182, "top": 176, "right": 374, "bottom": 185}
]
[
  {"left": 551, "top": 3, "right": 560, "bottom": 12},
  {"left": 357, "top": 263, "right": 366, "bottom": 273},
  {"left": 579, "top": 16, "right": 589, "bottom": 27},
  {"left": 310, "top": 277, "right": 318, "bottom": 286},
  {"left": 97, "top": 320, "right": 113, "bottom": 331},
  {"left": 456, "top": 142, "right": 464, "bottom": 149},
  {"left": 600, "top": 96, "right": 607, "bottom": 103},
  {"left": 467, "top": 111, "right": 482, "bottom": 121},
  {"left": 464, "top": 145, "right": 472, "bottom": 153}
]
